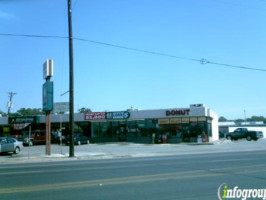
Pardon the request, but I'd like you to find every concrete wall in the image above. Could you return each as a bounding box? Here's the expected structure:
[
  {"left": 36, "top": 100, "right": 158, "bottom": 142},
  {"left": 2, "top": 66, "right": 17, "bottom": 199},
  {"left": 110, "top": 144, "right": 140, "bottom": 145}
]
[{"left": 208, "top": 109, "right": 219, "bottom": 141}]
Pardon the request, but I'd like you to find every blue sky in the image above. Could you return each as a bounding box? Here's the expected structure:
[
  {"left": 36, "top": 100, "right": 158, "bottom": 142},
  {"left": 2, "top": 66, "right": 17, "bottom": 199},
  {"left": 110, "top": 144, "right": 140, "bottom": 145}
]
[{"left": 0, "top": 0, "right": 266, "bottom": 119}]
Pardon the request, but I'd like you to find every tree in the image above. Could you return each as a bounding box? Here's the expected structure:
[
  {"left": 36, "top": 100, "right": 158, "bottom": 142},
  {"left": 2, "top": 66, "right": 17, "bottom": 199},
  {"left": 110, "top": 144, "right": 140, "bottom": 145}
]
[
  {"left": 0, "top": 110, "right": 7, "bottom": 117},
  {"left": 235, "top": 119, "right": 245, "bottom": 123},
  {"left": 78, "top": 107, "right": 92, "bottom": 113},
  {"left": 247, "top": 116, "right": 266, "bottom": 124},
  {"left": 218, "top": 116, "right": 227, "bottom": 122},
  {"left": 13, "top": 108, "right": 44, "bottom": 116}
]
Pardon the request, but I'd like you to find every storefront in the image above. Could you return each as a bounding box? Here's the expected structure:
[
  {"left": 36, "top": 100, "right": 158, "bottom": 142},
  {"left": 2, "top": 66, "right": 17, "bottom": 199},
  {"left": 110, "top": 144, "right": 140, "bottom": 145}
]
[
  {"left": 0, "top": 104, "right": 218, "bottom": 144},
  {"left": 85, "top": 104, "right": 219, "bottom": 143}
]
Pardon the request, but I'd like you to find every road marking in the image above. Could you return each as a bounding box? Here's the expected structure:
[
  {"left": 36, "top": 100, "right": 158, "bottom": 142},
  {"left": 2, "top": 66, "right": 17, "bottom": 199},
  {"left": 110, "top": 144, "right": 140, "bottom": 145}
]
[
  {"left": 1, "top": 164, "right": 266, "bottom": 194},
  {"left": 2, "top": 161, "right": 266, "bottom": 176},
  {"left": 0, "top": 170, "right": 220, "bottom": 194}
]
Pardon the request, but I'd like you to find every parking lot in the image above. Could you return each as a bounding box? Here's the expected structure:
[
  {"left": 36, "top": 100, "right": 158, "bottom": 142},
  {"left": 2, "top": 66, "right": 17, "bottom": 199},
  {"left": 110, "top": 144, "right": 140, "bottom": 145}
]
[{"left": 1, "top": 138, "right": 266, "bottom": 163}]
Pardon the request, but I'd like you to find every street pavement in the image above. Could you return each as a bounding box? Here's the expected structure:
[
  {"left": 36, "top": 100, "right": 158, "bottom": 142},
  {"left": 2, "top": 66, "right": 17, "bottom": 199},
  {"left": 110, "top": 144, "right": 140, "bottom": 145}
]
[
  {"left": 1, "top": 138, "right": 266, "bottom": 163},
  {"left": 1, "top": 150, "right": 266, "bottom": 200}
]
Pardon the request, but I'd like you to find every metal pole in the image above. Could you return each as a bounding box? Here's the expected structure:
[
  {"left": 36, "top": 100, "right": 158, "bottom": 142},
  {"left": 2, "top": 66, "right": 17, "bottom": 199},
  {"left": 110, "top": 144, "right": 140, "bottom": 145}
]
[
  {"left": 60, "top": 114, "right": 63, "bottom": 155},
  {"left": 68, "top": 0, "right": 75, "bottom": 157},
  {"left": 28, "top": 125, "right": 31, "bottom": 159},
  {"left": 45, "top": 77, "right": 51, "bottom": 156},
  {"left": 45, "top": 111, "right": 51, "bottom": 155}
]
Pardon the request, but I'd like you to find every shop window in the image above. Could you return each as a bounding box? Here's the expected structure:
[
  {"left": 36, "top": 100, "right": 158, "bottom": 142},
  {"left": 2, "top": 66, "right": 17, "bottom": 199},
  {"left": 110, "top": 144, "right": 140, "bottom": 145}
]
[
  {"left": 144, "top": 119, "right": 157, "bottom": 137},
  {"left": 127, "top": 121, "right": 138, "bottom": 136},
  {"left": 135, "top": 120, "right": 145, "bottom": 136}
]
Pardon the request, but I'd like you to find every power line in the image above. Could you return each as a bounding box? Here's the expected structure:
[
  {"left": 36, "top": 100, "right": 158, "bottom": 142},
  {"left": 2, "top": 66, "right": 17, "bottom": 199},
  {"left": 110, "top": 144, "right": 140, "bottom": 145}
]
[{"left": 1, "top": 33, "right": 266, "bottom": 72}]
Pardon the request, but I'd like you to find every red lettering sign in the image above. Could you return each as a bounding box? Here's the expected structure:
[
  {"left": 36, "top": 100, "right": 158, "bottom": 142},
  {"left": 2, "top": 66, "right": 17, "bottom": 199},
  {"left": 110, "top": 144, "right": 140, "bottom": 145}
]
[{"left": 84, "top": 112, "right": 106, "bottom": 120}]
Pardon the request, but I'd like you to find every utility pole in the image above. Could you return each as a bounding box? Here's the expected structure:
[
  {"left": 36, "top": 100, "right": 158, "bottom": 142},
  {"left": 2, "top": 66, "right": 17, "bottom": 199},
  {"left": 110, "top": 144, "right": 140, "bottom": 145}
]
[
  {"left": 7, "top": 92, "right": 17, "bottom": 116},
  {"left": 45, "top": 76, "right": 52, "bottom": 156},
  {"left": 43, "top": 59, "right": 54, "bottom": 156},
  {"left": 68, "top": 0, "right": 75, "bottom": 157}
]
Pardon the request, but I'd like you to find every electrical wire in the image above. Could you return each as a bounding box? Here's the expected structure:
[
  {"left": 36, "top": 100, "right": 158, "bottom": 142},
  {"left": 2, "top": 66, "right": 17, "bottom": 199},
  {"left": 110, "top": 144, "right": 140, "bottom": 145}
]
[{"left": 1, "top": 33, "right": 266, "bottom": 72}]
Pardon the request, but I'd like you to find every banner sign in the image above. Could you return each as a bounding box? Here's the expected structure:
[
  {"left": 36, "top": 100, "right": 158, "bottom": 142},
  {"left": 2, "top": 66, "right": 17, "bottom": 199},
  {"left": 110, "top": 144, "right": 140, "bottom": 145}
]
[
  {"left": 42, "top": 81, "right": 54, "bottom": 111},
  {"left": 84, "top": 112, "right": 106, "bottom": 120},
  {"left": 53, "top": 102, "right": 69, "bottom": 113},
  {"left": 106, "top": 111, "right": 130, "bottom": 120},
  {"left": 9, "top": 116, "right": 39, "bottom": 124},
  {"left": 84, "top": 111, "right": 130, "bottom": 121},
  {"left": 13, "top": 123, "right": 31, "bottom": 130},
  {"left": 43, "top": 59, "right": 53, "bottom": 80}
]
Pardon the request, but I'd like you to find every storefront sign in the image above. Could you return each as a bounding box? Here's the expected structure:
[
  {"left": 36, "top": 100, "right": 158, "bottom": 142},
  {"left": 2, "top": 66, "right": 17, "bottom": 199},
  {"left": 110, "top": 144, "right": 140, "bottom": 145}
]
[
  {"left": 13, "top": 123, "right": 31, "bottom": 130},
  {"left": 198, "top": 117, "right": 206, "bottom": 122},
  {"left": 106, "top": 111, "right": 130, "bottom": 120},
  {"left": 43, "top": 59, "right": 53, "bottom": 80},
  {"left": 158, "top": 119, "right": 169, "bottom": 124},
  {"left": 181, "top": 118, "right": 189, "bottom": 123},
  {"left": 53, "top": 102, "right": 69, "bottom": 113},
  {"left": 84, "top": 112, "right": 106, "bottom": 120},
  {"left": 42, "top": 81, "right": 54, "bottom": 111},
  {"left": 84, "top": 111, "right": 130, "bottom": 121},
  {"left": 166, "top": 109, "right": 190, "bottom": 116},
  {"left": 9, "top": 116, "right": 39, "bottom": 124},
  {"left": 190, "top": 117, "right": 197, "bottom": 122},
  {"left": 170, "top": 118, "right": 182, "bottom": 124}
]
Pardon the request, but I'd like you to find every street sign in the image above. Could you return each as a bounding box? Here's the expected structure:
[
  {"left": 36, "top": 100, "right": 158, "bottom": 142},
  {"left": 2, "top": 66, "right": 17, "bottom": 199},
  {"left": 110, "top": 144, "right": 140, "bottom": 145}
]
[
  {"left": 53, "top": 102, "right": 69, "bottom": 113},
  {"left": 43, "top": 81, "right": 54, "bottom": 111},
  {"left": 43, "top": 59, "right": 53, "bottom": 80}
]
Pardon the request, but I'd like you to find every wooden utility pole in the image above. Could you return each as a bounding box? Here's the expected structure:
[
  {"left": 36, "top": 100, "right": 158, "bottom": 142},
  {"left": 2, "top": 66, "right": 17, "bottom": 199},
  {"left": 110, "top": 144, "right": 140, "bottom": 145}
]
[{"left": 68, "top": 0, "right": 75, "bottom": 157}]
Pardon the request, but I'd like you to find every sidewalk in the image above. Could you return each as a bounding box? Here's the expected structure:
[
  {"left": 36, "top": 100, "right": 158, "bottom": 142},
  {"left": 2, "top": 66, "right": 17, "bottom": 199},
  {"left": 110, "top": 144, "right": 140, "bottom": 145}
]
[{"left": 1, "top": 139, "right": 266, "bottom": 164}]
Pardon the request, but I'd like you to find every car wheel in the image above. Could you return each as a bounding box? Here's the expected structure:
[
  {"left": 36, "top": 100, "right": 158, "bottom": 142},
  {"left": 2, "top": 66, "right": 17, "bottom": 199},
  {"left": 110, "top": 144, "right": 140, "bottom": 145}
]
[
  {"left": 14, "top": 147, "right": 20, "bottom": 154},
  {"left": 246, "top": 136, "right": 252, "bottom": 141},
  {"left": 226, "top": 136, "right": 232, "bottom": 140}
]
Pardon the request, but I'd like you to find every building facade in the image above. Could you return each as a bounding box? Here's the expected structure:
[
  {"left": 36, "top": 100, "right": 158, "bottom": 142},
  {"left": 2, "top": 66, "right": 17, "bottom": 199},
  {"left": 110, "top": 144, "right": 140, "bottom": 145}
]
[{"left": 0, "top": 104, "right": 218, "bottom": 144}]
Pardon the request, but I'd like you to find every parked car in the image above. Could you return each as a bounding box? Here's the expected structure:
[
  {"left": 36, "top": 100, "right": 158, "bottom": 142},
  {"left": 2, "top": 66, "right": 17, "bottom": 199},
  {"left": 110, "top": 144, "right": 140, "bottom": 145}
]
[
  {"left": 65, "top": 134, "right": 89, "bottom": 145},
  {"left": 15, "top": 130, "right": 54, "bottom": 146},
  {"left": 0, "top": 137, "right": 23, "bottom": 154},
  {"left": 226, "top": 128, "right": 263, "bottom": 141}
]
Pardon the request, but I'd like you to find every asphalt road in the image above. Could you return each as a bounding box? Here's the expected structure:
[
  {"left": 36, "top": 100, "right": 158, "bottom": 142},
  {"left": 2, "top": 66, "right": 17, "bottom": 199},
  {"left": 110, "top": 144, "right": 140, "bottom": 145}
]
[{"left": 1, "top": 150, "right": 266, "bottom": 200}]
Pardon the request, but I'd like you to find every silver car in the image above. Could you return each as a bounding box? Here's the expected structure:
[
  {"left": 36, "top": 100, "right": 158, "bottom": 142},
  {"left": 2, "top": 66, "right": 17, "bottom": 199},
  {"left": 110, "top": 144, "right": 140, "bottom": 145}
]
[{"left": 0, "top": 137, "right": 23, "bottom": 154}]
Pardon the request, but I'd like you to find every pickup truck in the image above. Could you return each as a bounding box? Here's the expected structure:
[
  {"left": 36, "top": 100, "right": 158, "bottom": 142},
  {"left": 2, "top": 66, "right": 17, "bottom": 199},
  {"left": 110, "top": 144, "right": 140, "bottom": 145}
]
[
  {"left": 226, "top": 128, "right": 263, "bottom": 141},
  {"left": 14, "top": 130, "right": 53, "bottom": 146}
]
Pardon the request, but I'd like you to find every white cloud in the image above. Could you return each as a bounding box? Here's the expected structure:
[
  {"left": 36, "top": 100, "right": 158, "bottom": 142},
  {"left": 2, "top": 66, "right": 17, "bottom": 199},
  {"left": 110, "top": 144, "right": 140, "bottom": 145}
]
[{"left": 0, "top": 11, "right": 18, "bottom": 21}]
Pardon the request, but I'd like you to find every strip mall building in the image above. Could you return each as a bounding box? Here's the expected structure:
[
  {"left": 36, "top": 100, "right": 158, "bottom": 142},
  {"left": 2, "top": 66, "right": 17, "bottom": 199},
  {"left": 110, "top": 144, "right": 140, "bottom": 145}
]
[{"left": 0, "top": 104, "right": 219, "bottom": 143}]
